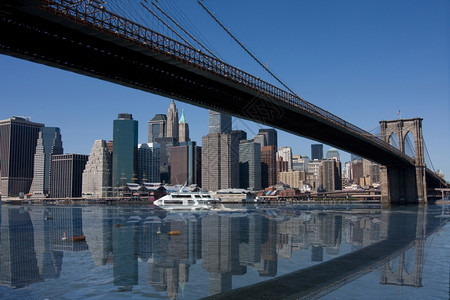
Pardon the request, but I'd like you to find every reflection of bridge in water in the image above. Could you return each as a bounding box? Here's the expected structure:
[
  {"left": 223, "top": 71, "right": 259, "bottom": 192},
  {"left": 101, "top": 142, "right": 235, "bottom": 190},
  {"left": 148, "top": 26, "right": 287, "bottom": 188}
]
[{"left": 202, "top": 206, "right": 445, "bottom": 299}]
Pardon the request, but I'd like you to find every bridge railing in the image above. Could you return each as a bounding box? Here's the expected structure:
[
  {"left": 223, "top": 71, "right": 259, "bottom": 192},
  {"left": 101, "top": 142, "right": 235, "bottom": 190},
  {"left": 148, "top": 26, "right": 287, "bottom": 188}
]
[{"left": 41, "top": 0, "right": 414, "bottom": 163}]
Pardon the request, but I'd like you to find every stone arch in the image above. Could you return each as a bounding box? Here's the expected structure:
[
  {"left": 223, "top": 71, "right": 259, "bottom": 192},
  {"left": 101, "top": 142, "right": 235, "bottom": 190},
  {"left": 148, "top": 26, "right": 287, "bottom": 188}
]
[
  {"left": 404, "top": 131, "right": 415, "bottom": 158},
  {"left": 379, "top": 118, "right": 424, "bottom": 165},
  {"left": 388, "top": 133, "right": 399, "bottom": 149}
]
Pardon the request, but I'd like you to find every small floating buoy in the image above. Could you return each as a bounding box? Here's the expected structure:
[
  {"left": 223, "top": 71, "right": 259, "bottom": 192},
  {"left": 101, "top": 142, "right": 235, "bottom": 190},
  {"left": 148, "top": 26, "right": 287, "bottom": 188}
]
[
  {"left": 168, "top": 230, "right": 181, "bottom": 236},
  {"left": 71, "top": 235, "right": 86, "bottom": 242}
]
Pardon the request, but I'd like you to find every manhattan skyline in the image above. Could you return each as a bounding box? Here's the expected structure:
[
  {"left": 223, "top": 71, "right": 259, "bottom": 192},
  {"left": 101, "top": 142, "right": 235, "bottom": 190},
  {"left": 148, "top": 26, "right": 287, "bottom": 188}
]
[{"left": 0, "top": 0, "right": 448, "bottom": 177}]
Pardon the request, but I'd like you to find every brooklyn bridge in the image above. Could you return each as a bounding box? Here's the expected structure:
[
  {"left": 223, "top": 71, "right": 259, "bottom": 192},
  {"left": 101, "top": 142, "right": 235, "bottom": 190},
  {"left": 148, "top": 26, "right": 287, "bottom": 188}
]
[{"left": 0, "top": 0, "right": 447, "bottom": 203}]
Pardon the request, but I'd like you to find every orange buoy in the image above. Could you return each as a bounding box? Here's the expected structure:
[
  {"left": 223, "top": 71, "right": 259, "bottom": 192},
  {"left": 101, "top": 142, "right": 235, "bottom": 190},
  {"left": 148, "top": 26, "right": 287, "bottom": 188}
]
[
  {"left": 168, "top": 230, "right": 181, "bottom": 236},
  {"left": 71, "top": 235, "right": 86, "bottom": 242}
]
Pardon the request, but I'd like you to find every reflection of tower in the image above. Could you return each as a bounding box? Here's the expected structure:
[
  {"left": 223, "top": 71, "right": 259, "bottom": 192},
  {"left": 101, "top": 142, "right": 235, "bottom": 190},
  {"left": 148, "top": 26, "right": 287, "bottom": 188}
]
[
  {"left": 48, "top": 207, "right": 88, "bottom": 252},
  {"left": 255, "top": 217, "right": 278, "bottom": 277},
  {"left": 113, "top": 224, "right": 138, "bottom": 290},
  {"left": 82, "top": 206, "right": 113, "bottom": 266},
  {"left": 29, "top": 206, "right": 63, "bottom": 279},
  {"left": 0, "top": 207, "right": 41, "bottom": 287},
  {"left": 202, "top": 214, "right": 242, "bottom": 295},
  {"left": 239, "top": 215, "right": 262, "bottom": 266},
  {"left": 380, "top": 207, "right": 427, "bottom": 288}
]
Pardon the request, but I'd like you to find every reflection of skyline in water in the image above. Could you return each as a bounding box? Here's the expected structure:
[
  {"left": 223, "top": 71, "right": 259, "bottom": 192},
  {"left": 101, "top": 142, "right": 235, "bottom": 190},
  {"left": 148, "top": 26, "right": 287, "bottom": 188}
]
[{"left": 0, "top": 204, "right": 447, "bottom": 299}]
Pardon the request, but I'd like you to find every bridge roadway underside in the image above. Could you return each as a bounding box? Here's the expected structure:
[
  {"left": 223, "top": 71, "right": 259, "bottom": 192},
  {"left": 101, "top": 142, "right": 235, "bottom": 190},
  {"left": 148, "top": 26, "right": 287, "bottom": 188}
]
[{"left": 0, "top": 5, "right": 440, "bottom": 184}]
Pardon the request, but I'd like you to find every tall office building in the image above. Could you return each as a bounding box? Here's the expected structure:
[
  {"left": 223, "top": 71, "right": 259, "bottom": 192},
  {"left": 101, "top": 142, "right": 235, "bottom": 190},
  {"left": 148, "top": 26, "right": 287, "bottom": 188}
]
[
  {"left": 209, "top": 110, "right": 231, "bottom": 134},
  {"left": 261, "top": 145, "right": 277, "bottom": 188},
  {"left": 147, "top": 114, "right": 166, "bottom": 143},
  {"left": 319, "top": 159, "right": 342, "bottom": 192},
  {"left": 326, "top": 148, "right": 340, "bottom": 161},
  {"left": 0, "top": 116, "right": 43, "bottom": 197},
  {"left": 311, "top": 144, "right": 323, "bottom": 160},
  {"left": 137, "top": 143, "right": 160, "bottom": 183},
  {"left": 257, "top": 129, "right": 277, "bottom": 149},
  {"left": 201, "top": 132, "right": 239, "bottom": 191},
  {"left": 239, "top": 140, "right": 261, "bottom": 191},
  {"left": 308, "top": 160, "right": 321, "bottom": 189},
  {"left": 155, "top": 137, "right": 177, "bottom": 183},
  {"left": 166, "top": 100, "right": 179, "bottom": 141},
  {"left": 112, "top": 113, "right": 138, "bottom": 188},
  {"left": 170, "top": 141, "right": 201, "bottom": 185},
  {"left": 178, "top": 109, "right": 190, "bottom": 143},
  {"left": 82, "top": 140, "right": 112, "bottom": 198},
  {"left": 277, "top": 147, "right": 293, "bottom": 170},
  {"left": 32, "top": 127, "right": 63, "bottom": 197},
  {"left": 50, "top": 154, "right": 88, "bottom": 198}
]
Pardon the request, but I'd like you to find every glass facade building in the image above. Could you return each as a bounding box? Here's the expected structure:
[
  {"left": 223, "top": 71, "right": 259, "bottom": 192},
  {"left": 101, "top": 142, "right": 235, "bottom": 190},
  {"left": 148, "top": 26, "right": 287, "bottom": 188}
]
[
  {"left": 311, "top": 144, "right": 324, "bottom": 161},
  {"left": 208, "top": 110, "right": 231, "bottom": 134},
  {"left": 147, "top": 114, "right": 166, "bottom": 143},
  {"left": 112, "top": 114, "right": 138, "bottom": 188}
]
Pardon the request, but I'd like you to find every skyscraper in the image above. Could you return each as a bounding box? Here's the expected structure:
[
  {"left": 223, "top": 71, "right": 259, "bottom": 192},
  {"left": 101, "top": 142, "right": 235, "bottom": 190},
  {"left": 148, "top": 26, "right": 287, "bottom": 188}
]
[
  {"left": 178, "top": 109, "right": 190, "bottom": 143},
  {"left": 82, "top": 140, "right": 112, "bottom": 198},
  {"left": 112, "top": 113, "right": 138, "bottom": 189},
  {"left": 319, "top": 159, "right": 342, "bottom": 192},
  {"left": 208, "top": 110, "right": 231, "bottom": 134},
  {"left": 170, "top": 141, "right": 201, "bottom": 185},
  {"left": 166, "top": 100, "right": 179, "bottom": 141},
  {"left": 326, "top": 148, "right": 340, "bottom": 161},
  {"left": 311, "top": 144, "right": 323, "bottom": 160},
  {"left": 201, "top": 132, "right": 239, "bottom": 191},
  {"left": 239, "top": 140, "right": 261, "bottom": 191},
  {"left": 50, "top": 154, "right": 88, "bottom": 198},
  {"left": 0, "top": 116, "right": 43, "bottom": 197},
  {"left": 261, "top": 145, "right": 277, "bottom": 188},
  {"left": 258, "top": 129, "right": 277, "bottom": 149},
  {"left": 32, "top": 127, "right": 63, "bottom": 197},
  {"left": 277, "top": 147, "right": 293, "bottom": 170},
  {"left": 155, "top": 137, "right": 177, "bottom": 183},
  {"left": 137, "top": 143, "right": 160, "bottom": 183},
  {"left": 147, "top": 114, "right": 166, "bottom": 143}
]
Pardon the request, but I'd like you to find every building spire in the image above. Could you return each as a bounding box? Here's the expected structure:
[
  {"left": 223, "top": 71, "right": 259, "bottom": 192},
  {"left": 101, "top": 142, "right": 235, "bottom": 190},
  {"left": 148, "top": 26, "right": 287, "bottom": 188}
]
[{"left": 179, "top": 109, "right": 187, "bottom": 124}]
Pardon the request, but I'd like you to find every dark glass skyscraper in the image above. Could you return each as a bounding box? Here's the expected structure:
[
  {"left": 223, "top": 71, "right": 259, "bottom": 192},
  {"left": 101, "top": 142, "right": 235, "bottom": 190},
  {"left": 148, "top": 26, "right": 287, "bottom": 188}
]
[
  {"left": 112, "top": 113, "right": 138, "bottom": 188},
  {"left": 0, "top": 116, "right": 44, "bottom": 197},
  {"left": 147, "top": 114, "right": 166, "bottom": 143},
  {"left": 311, "top": 144, "right": 324, "bottom": 160},
  {"left": 258, "top": 129, "right": 277, "bottom": 149}
]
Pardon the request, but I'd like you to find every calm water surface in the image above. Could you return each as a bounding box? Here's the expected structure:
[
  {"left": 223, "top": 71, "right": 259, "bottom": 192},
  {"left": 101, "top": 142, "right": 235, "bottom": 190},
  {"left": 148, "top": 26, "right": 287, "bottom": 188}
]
[{"left": 0, "top": 203, "right": 448, "bottom": 299}]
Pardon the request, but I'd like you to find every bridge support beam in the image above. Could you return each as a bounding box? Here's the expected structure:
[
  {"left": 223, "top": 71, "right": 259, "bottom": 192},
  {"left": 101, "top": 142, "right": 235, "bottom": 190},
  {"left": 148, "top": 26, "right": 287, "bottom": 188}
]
[
  {"left": 380, "top": 165, "right": 426, "bottom": 204},
  {"left": 379, "top": 118, "right": 427, "bottom": 204}
]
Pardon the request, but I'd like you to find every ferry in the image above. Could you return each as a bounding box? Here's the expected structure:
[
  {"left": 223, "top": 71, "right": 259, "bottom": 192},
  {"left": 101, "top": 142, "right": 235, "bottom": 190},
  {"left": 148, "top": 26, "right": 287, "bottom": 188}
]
[{"left": 153, "top": 190, "right": 224, "bottom": 211}]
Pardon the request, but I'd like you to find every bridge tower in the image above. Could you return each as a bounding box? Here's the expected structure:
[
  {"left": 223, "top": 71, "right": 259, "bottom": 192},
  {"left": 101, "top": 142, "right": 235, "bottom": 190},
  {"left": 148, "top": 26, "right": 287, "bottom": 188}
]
[{"left": 379, "top": 118, "right": 427, "bottom": 204}]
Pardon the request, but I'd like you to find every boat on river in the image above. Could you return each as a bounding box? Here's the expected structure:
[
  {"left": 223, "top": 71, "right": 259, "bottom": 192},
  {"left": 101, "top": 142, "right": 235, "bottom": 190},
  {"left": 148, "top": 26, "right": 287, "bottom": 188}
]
[{"left": 153, "top": 190, "right": 224, "bottom": 211}]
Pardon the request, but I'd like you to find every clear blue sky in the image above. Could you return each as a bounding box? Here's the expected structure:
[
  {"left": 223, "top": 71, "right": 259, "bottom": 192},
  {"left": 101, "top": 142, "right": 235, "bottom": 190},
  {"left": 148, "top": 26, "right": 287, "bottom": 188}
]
[{"left": 0, "top": 0, "right": 448, "bottom": 178}]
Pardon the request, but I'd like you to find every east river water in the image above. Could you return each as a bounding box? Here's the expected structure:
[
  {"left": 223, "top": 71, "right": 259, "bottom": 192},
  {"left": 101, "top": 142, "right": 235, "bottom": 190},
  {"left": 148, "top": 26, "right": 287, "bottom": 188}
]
[{"left": 0, "top": 203, "right": 448, "bottom": 299}]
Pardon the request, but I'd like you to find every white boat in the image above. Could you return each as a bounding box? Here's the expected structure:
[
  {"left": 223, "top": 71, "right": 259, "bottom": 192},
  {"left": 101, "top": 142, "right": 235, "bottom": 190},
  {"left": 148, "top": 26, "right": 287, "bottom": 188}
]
[{"left": 153, "top": 190, "right": 224, "bottom": 211}]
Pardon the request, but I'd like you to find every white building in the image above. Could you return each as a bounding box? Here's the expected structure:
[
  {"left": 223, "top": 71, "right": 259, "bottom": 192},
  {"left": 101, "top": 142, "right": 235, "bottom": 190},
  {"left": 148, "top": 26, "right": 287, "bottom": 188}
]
[{"left": 82, "top": 140, "right": 112, "bottom": 198}]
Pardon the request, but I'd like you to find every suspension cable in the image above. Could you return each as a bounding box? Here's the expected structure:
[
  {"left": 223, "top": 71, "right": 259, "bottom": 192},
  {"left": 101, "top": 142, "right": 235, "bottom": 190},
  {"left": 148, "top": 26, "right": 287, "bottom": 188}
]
[
  {"left": 197, "top": 0, "right": 302, "bottom": 99},
  {"left": 149, "top": 1, "right": 219, "bottom": 59},
  {"left": 140, "top": 2, "right": 196, "bottom": 49}
]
